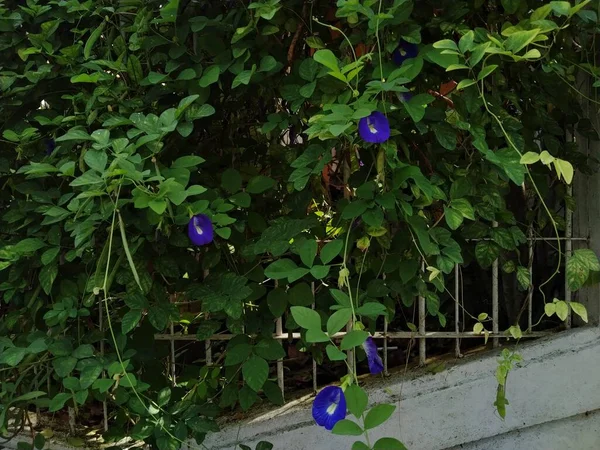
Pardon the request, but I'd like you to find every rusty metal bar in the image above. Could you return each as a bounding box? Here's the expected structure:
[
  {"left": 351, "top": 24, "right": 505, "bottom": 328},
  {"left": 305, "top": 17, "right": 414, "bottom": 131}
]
[
  {"left": 419, "top": 261, "right": 426, "bottom": 365},
  {"left": 454, "top": 264, "right": 461, "bottom": 358},
  {"left": 492, "top": 221, "right": 499, "bottom": 348},
  {"left": 155, "top": 330, "right": 556, "bottom": 341},
  {"left": 527, "top": 225, "right": 534, "bottom": 333}
]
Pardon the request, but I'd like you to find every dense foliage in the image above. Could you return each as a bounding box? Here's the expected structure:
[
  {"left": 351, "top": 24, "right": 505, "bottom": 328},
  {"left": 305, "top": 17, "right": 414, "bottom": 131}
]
[{"left": 1, "top": 0, "right": 599, "bottom": 449}]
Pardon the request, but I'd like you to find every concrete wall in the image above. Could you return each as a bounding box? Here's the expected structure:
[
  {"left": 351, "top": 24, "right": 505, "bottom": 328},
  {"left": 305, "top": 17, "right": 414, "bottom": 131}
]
[{"left": 202, "top": 327, "right": 600, "bottom": 450}]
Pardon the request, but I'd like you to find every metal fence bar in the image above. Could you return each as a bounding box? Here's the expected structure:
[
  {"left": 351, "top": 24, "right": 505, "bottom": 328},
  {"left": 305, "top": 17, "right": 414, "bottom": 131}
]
[
  {"left": 99, "top": 300, "right": 108, "bottom": 432},
  {"left": 275, "top": 280, "right": 285, "bottom": 400},
  {"left": 468, "top": 237, "right": 586, "bottom": 242},
  {"left": 170, "top": 322, "right": 177, "bottom": 386},
  {"left": 419, "top": 261, "right": 426, "bottom": 365},
  {"left": 454, "top": 264, "right": 461, "bottom": 358},
  {"left": 203, "top": 269, "right": 212, "bottom": 365},
  {"left": 527, "top": 226, "right": 534, "bottom": 333},
  {"left": 492, "top": 221, "right": 499, "bottom": 348},
  {"left": 311, "top": 281, "right": 317, "bottom": 393},
  {"left": 565, "top": 184, "right": 573, "bottom": 328},
  {"left": 155, "top": 330, "right": 557, "bottom": 341}
]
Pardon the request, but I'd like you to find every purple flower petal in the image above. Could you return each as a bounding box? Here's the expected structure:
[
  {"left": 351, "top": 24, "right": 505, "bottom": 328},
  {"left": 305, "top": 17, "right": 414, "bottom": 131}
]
[
  {"left": 188, "top": 214, "right": 214, "bottom": 246},
  {"left": 398, "top": 92, "right": 413, "bottom": 103},
  {"left": 392, "top": 40, "right": 419, "bottom": 66},
  {"left": 363, "top": 337, "right": 383, "bottom": 375},
  {"left": 358, "top": 111, "right": 390, "bottom": 144},
  {"left": 312, "top": 386, "right": 347, "bottom": 430}
]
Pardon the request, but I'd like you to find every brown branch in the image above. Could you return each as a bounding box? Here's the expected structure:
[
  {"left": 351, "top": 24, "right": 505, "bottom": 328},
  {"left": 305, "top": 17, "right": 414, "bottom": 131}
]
[{"left": 287, "top": 2, "right": 309, "bottom": 66}]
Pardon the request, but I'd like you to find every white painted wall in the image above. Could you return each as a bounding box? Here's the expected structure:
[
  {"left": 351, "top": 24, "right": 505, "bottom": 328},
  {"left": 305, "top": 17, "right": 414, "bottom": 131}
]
[{"left": 202, "top": 327, "right": 600, "bottom": 450}]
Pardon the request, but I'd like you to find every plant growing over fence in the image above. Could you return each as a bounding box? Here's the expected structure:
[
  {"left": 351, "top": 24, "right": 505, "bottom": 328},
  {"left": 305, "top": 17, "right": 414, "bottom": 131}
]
[{"left": 1, "top": 0, "right": 599, "bottom": 449}]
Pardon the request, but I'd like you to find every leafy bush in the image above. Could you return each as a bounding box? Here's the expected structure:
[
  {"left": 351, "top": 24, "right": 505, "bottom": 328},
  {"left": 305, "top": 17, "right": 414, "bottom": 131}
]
[{"left": 0, "top": 0, "right": 599, "bottom": 449}]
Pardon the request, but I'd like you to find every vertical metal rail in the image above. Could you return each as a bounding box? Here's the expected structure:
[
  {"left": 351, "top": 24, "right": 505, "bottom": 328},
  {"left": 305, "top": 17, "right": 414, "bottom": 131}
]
[
  {"left": 419, "top": 260, "right": 426, "bottom": 365},
  {"left": 99, "top": 300, "right": 108, "bottom": 431},
  {"left": 565, "top": 184, "right": 573, "bottom": 328},
  {"left": 527, "top": 225, "right": 534, "bottom": 333},
  {"left": 492, "top": 221, "right": 499, "bottom": 348},
  {"left": 203, "top": 269, "right": 212, "bottom": 365},
  {"left": 382, "top": 273, "right": 389, "bottom": 375},
  {"left": 454, "top": 264, "right": 461, "bottom": 357},
  {"left": 311, "top": 282, "right": 318, "bottom": 392},
  {"left": 170, "top": 322, "right": 176, "bottom": 386},
  {"left": 276, "top": 280, "right": 284, "bottom": 401}
]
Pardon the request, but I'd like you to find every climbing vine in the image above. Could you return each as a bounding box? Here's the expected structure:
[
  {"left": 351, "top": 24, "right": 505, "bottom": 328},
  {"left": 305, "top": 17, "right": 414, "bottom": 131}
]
[{"left": 1, "top": 0, "right": 599, "bottom": 449}]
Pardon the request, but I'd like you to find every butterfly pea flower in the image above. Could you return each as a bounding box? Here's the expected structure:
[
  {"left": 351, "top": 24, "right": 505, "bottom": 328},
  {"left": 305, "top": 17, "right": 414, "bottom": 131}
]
[
  {"left": 188, "top": 214, "right": 214, "bottom": 246},
  {"left": 363, "top": 336, "right": 384, "bottom": 374},
  {"left": 398, "top": 92, "right": 413, "bottom": 103},
  {"left": 312, "top": 385, "right": 347, "bottom": 430},
  {"left": 45, "top": 139, "right": 56, "bottom": 156},
  {"left": 358, "top": 111, "right": 390, "bottom": 144},
  {"left": 392, "top": 40, "right": 419, "bottom": 66}
]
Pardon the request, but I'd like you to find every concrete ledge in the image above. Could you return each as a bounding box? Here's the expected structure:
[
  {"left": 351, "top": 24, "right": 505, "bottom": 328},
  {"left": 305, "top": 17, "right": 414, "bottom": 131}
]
[{"left": 203, "top": 327, "right": 600, "bottom": 450}]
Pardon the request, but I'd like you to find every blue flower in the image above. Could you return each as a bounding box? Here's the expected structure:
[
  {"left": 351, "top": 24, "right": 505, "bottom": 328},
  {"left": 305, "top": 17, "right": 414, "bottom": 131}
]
[
  {"left": 358, "top": 111, "right": 390, "bottom": 144},
  {"left": 363, "top": 337, "right": 383, "bottom": 374},
  {"left": 188, "top": 214, "right": 214, "bottom": 246},
  {"left": 45, "top": 139, "right": 56, "bottom": 156},
  {"left": 398, "top": 92, "right": 413, "bottom": 103},
  {"left": 392, "top": 40, "right": 419, "bottom": 66},
  {"left": 312, "top": 385, "right": 347, "bottom": 430}
]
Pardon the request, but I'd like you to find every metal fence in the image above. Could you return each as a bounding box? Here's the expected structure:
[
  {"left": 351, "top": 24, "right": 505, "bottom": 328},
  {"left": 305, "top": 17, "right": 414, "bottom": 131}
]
[{"left": 153, "top": 181, "right": 589, "bottom": 402}]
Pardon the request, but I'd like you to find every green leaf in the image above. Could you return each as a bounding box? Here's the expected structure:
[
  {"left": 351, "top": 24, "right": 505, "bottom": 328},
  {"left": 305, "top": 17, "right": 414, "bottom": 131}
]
[
  {"left": 39, "top": 264, "right": 58, "bottom": 295},
  {"left": 172, "top": 155, "right": 205, "bottom": 168},
  {"left": 516, "top": 266, "right": 530, "bottom": 290},
  {"left": 570, "top": 302, "right": 588, "bottom": 323},
  {"left": 254, "top": 338, "right": 285, "bottom": 360},
  {"left": 330, "top": 289, "right": 350, "bottom": 307},
  {"left": 505, "top": 29, "right": 541, "bottom": 53},
  {"left": 345, "top": 384, "right": 368, "bottom": 418},
  {"left": 451, "top": 198, "right": 475, "bottom": 220},
  {"left": 326, "top": 344, "right": 347, "bottom": 361},
  {"left": 331, "top": 419, "right": 363, "bottom": 436},
  {"left": 0, "top": 347, "right": 28, "bottom": 366},
  {"left": 477, "top": 64, "right": 498, "bottom": 81},
  {"left": 501, "top": 0, "right": 521, "bottom": 14},
  {"left": 433, "top": 40, "right": 459, "bottom": 51},
  {"left": 122, "top": 309, "right": 142, "bottom": 334},
  {"left": 263, "top": 380, "right": 284, "bottom": 406},
  {"left": 79, "top": 359, "right": 103, "bottom": 389},
  {"left": 554, "top": 159, "right": 574, "bottom": 184},
  {"left": 264, "top": 259, "right": 298, "bottom": 280},
  {"left": 310, "top": 265, "right": 331, "bottom": 279},
  {"left": 225, "top": 343, "right": 252, "bottom": 366},
  {"left": 475, "top": 241, "right": 501, "bottom": 268},
  {"left": 290, "top": 306, "right": 321, "bottom": 330},
  {"left": 340, "top": 330, "right": 369, "bottom": 350},
  {"left": 403, "top": 94, "right": 434, "bottom": 123},
  {"left": 288, "top": 282, "right": 313, "bottom": 307},
  {"left": 84, "top": 149, "right": 108, "bottom": 172},
  {"left": 459, "top": 31, "right": 475, "bottom": 53},
  {"left": 444, "top": 207, "right": 463, "bottom": 230},
  {"left": 53, "top": 356, "right": 77, "bottom": 377},
  {"left": 545, "top": 302, "right": 556, "bottom": 317},
  {"left": 41, "top": 247, "right": 60, "bottom": 265},
  {"left": 232, "top": 70, "right": 254, "bottom": 89},
  {"left": 221, "top": 168, "right": 242, "bottom": 193},
  {"left": 567, "top": 250, "right": 594, "bottom": 291},
  {"left": 299, "top": 82, "right": 317, "bottom": 98},
  {"left": 457, "top": 79, "right": 477, "bottom": 90},
  {"left": 352, "top": 442, "right": 370, "bottom": 450},
  {"left": 84, "top": 21, "right": 106, "bottom": 60},
  {"left": 555, "top": 300, "right": 569, "bottom": 321},
  {"left": 267, "top": 288, "right": 288, "bottom": 317},
  {"left": 373, "top": 438, "right": 408, "bottom": 450},
  {"left": 297, "top": 239, "right": 318, "bottom": 267},
  {"left": 327, "top": 308, "right": 352, "bottom": 336},
  {"left": 247, "top": 175, "right": 276, "bottom": 194},
  {"left": 342, "top": 200, "right": 369, "bottom": 219},
  {"left": 313, "top": 49, "right": 339, "bottom": 72},
  {"left": 306, "top": 328, "right": 330, "bottom": 343},
  {"left": 242, "top": 356, "right": 269, "bottom": 392},
  {"left": 520, "top": 152, "right": 540, "bottom": 164},
  {"left": 364, "top": 404, "right": 396, "bottom": 430},
  {"left": 49, "top": 393, "right": 72, "bottom": 412}
]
